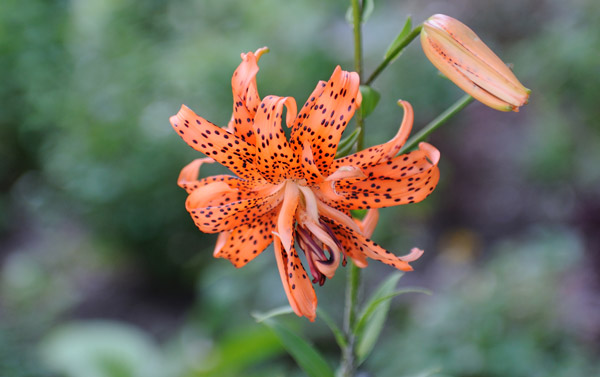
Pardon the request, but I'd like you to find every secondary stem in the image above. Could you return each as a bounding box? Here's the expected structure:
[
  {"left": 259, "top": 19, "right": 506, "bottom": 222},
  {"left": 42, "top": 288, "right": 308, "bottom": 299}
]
[
  {"left": 365, "top": 25, "right": 422, "bottom": 86},
  {"left": 400, "top": 94, "right": 474, "bottom": 153}
]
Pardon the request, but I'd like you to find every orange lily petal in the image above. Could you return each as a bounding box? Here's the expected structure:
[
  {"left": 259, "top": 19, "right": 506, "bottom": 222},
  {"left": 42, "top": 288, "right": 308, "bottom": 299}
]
[
  {"left": 229, "top": 47, "right": 269, "bottom": 143},
  {"left": 287, "top": 80, "right": 327, "bottom": 178},
  {"left": 299, "top": 140, "right": 325, "bottom": 184},
  {"left": 355, "top": 208, "right": 379, "bottom": 238},
  {"left": 317, "top": 143, "right": 440, "bottom": 210},
  {"left": 323, "top": 219, "right": 368, "bottom": 268},
  {"left": 213, "top": 207, "right": 277, "bottom": 267},
  {"left": 177, "top": 157, "right": 215, "bottom": 194},
  {"left": 186, "top": 184, "right": 282, "bottom": 233},
  {"left": 253, "top": 95, "right": 298, "bottom": 182},
  {"left": 232, "top": 47, "right": 268, "bottom": 115},
  {"left": 276, "top": 181, "right": 299, "bottom": 252},
  {"left": 177, "top": 158, "right": 258, "bottom": 194},
  {"left": 330, "top": 100, "right": 413, "bottom": 173},
  {"left": 330, "top": 220, "right": 415, "bottom": 271},
  {"left": 170, "top": 105, "right": 261, "bottom": 181},
  {"left": 274, "top": 239, "right": 317, "bottom": 321},
  {"left": 290, "top": 66, "right": 362, "bottom": 177}
]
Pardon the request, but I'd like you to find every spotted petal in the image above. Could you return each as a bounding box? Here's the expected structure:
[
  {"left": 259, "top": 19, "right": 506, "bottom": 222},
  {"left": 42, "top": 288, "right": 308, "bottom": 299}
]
[
  {"left": 186, "top": 182, "right": 283, "bottom": 233},
  {"left": 328, "top": 220, "right": 415, "bottom": 271},
  {"left": 253, "top": 95, "right": 298, "bottom": 183},
  {"left": 330, "top": 100, "right": 413, "bottom": 173},
  {"left": 290, "top": 66, "right": 362, "bottom": 178},
  {"left": 317, "top": 142, "right": 440, "bottom": 210},
  {"left": 229, "top": 47, "right": 269, "bottom": 144},
  {"left": 213, "top": 207, "right": 278, "bottom": 267},
  {"left": 274, "top": 239, "right": 317, "bottom": 321},
  {"left": 170, "top": 105, "right": 262, "bottom": 180}
]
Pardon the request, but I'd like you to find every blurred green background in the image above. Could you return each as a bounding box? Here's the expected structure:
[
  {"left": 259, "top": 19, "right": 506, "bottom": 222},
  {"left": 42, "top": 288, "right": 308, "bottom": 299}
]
[{"left": 1, "top": 0, "right": 599, "bottom": 376}]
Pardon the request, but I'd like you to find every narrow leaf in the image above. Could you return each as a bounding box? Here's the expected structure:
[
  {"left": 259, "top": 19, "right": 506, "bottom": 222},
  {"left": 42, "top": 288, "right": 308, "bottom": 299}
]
[
  {"left": 355, "top": 287, "right": 433, "bottom": 336},
  {"left": 345, "top": 0, "right": 375, "bottom": 24},
  {"left": 335, "top": 127, "right": 361, "bottom": 158},
  {"left": 262, "top": 318, "right": 335, "bottom": 377},
  {"left": 354, "top": 272, "right": 403, "bottom": 365},
  {"left": 316, "top": 308, "right": 347, "bottom": 349},
  {"left": 359, "top": 85, "right": 381, "bottom": 118},
  {"left": 384, "top": 16, "right": 413, "bottom": 60},
  {"left": 362, "top": 0, "right": 375, "bottom": 23},
  {"left": 355, "top": 286, "right": 432, "bottom": 365},
  {"left": 251, "top": 306, "right": 294, "bottom": 323}
]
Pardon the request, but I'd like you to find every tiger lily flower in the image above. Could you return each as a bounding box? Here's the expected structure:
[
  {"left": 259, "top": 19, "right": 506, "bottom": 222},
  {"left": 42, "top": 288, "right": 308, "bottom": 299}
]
[
  {"left": 170, "top": 48, "right": 440, "bottom": 321},
  {"left": 421, "top": 14, "right": 530, "bottom": 112}
]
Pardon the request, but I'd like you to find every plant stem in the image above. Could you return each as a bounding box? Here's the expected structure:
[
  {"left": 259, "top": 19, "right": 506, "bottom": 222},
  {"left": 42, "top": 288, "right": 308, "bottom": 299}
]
[
  {"left": 351, "top": 0, "right": 365, "bottom": 151},
  {"left": 400, "top": 94, "right": 474, "bottom": 153},
  {"left": 341, "top": 262, "right": 361, "bottom": 377},
  {"left": 365, "top": 25, "right": 422, "bottom": 86},
  {"left": 341, "top": 2, "right": 364, "bottom": 377}
]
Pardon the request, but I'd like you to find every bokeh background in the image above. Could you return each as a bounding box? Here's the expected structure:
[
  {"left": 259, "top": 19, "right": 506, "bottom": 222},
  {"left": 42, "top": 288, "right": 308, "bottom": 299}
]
[{"left": 1, "top": 0, "right": 599, "bottom": 376}]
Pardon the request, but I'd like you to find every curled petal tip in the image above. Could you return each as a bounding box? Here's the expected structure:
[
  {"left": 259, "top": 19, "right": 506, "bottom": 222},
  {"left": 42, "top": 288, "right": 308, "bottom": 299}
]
[
  {"left": 400, "top": 247, "right": 424, "bottom": 263},
  {"left": 255, "top": 46, "right": 269, "bottom": 59}
]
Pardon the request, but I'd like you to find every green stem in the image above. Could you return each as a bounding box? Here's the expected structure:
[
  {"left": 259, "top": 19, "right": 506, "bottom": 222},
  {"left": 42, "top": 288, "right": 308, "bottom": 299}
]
[
  {"left": 365, "top": 25, "right": 422, "bottom": 86},
  {"left": 351, "top": 0, "right": 365, "bottom": 151},
  {"left": 341, "top": 262, "right": 361, "bottom": 377},
  {"left": 399, "top": 94, "right": 474, "bottom": 154},
  {"left": 341, "top": 1, "right": 364, "bottom": 376}
]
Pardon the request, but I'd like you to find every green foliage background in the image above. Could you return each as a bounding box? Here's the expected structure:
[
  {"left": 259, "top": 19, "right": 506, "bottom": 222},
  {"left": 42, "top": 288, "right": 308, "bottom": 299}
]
[{"left": 1, "top": 0, "right": 599, "bottom": 376}]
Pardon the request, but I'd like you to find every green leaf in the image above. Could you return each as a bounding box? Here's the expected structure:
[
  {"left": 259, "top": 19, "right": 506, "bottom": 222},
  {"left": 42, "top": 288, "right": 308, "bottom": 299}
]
[
  {"left": 262, "top": 318, "right": 335, "bottom": 377},
  {"left": 335, "top": 127, "right": 361, "bottom": 158},
  {"left": 359, "top": 85, "right": 381, "bottom": 118},
  {"left": 384, "top": 16, "right": 413, "bottom": 61},
  {"left": 251, "top": 306, "right": 294, "bottom": 323},
  {"left": 354, "top": 272, "right": 432, "bottom": 365},
  {"left": 350, "top": 209, "right": 367, "bottom": 220},
  {"left": 317, "top": 308, "right": 347, "bottom": 349},
  {"left": 362, "top": 0, "right": 375, "bottom": 22},
  {"left": 354, "top": 272, "right": 403, "bottom": 365},
  {"left": 345, "top": 0, "right": 375, "bottom": 25},
  {"left": 356, "top": 287, "right": 433, "bottom": 335}
]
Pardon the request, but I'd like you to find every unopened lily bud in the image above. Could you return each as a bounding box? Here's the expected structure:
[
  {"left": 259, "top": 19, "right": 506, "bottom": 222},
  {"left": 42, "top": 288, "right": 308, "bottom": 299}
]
[{"left": 421, "top": 14, "right": 530, "bottom": 112}]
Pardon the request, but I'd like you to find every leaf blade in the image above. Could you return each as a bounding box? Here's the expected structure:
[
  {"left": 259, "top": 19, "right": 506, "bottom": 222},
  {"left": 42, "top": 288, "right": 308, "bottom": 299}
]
[
  {"left": 335, "top": 127, "right": 361, "bottom": 158},
  {"left": 251, "top": 306, "right": 294, "bottom": 323},
  {"left": 262, "top": 318, "right": 335, "bottom": 377},
  {"left": 384, "top": 16, "right": 413, "bottom": 61},
  {"left": 317, "top": 308, "right": 347, "bottom": 349},
  {"left": 354, "top": 272, "right": 403, "bottom": 365},
  {"left": 358, "top": 85, "right": 381, "bottom": 119}
]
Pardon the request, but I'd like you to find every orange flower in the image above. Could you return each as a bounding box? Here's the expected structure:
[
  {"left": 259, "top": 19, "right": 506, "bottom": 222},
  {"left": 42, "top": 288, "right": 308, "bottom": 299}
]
[
  {"left": 421, "top": 14, "right": 530, "bottom": 112},
  {"left": 170, "top": 48, "right": 440, "bottom": 321}
]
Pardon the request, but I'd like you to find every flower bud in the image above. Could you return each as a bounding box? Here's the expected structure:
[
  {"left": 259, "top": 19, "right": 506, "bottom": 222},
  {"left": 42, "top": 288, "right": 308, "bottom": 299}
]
[{"left": 421, "top": 14, "right": 530, "bottom": 112}]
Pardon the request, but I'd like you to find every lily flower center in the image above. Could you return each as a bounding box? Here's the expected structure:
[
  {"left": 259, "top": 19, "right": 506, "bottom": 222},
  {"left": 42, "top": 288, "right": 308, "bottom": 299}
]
[{"left": 273, "top": 179, "right": 346, "bottom": 285}]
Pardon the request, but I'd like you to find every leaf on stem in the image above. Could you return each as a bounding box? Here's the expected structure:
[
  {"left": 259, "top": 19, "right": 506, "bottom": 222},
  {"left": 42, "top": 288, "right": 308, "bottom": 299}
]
[
  {"left": 345, "top": 0, "right": 375, "bottom": 24},
  {"left": 316, "top": 308, "right": 347, "bottom": 349},
  {"left": 251, "top": 306, "right": 294, "bottom": 323},
  {"left": 335, "top": 127, "right": 361, "bottom": 158},
  {"left": 354, "top": 272, "right": 432, "bottom": 365},
  {"left": 384, "top": 16, "right": 413, "bottom": 61},
  {"left": 261, "top": 318, "right": 335, "bottom": 377},
  {"left": 358, "top": 85, "right": 381, "bottom": 119}
]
